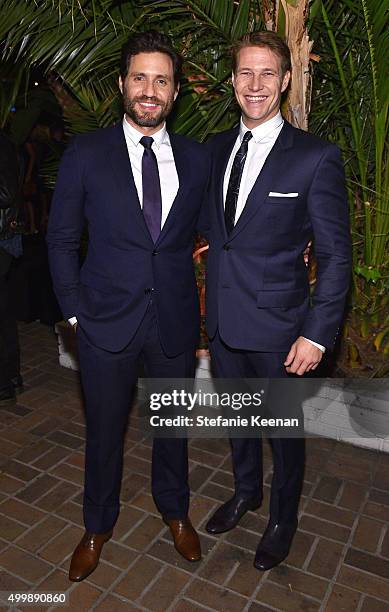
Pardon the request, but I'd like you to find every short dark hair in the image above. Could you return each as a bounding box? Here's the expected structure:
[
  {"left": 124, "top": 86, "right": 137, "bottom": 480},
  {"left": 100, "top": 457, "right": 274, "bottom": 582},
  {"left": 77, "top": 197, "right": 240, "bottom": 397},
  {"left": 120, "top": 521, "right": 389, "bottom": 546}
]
[
  {"left": 120, "top": 30, "right": 183, "bottom": 86},
  {"left": 232, "top": 31, "right": 291, "bottom": 76}
]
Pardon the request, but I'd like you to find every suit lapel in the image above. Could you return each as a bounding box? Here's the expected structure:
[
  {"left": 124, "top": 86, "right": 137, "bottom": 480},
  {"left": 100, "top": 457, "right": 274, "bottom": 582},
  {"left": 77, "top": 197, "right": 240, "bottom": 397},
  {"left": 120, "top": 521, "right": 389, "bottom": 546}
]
[
  {"left": 108, "top": 123, "right": 152, "bottom": 242},
  {"left": 155, "top": 133, "right": 192, "bottom": 245},
  {"left": 215, "top": 128, "right": 240, "bottom": 239},
  {"left": 230, "top": 120, "right": 295, "bottom": 240}
]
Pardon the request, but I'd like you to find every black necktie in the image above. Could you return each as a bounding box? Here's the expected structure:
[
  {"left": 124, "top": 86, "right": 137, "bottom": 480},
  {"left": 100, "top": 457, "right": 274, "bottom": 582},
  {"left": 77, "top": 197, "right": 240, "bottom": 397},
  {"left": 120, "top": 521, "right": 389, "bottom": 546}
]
[
  {"left": 140, "top": 136, "right": 162, "bottom": 242},
  {"left": 224, "top": 131, "right": 253, "bottom": 234}
]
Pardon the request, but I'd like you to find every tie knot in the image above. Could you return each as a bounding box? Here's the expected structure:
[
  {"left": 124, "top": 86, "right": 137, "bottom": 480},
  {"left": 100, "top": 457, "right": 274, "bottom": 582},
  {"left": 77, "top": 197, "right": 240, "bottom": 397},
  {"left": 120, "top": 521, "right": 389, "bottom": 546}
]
[
  {"left": 140, "top": 136, "right": 154, "bottom": 150},
  {"left": 242, "top": 131, "right": 252, "bottom": 144}
]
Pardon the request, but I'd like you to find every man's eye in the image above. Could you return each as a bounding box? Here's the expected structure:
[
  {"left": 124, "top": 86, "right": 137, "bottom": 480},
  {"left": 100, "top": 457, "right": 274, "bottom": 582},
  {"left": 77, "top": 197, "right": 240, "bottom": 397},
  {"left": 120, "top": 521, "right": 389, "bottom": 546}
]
[
  {"left": 134, "top": 75, "right": 144, "bottom": 81},
  {"left": 263, "top": 72, "right": 275, "bottom": 77},
  {"left": 157, "top": 79, "right": 167, "bottom": 86}
]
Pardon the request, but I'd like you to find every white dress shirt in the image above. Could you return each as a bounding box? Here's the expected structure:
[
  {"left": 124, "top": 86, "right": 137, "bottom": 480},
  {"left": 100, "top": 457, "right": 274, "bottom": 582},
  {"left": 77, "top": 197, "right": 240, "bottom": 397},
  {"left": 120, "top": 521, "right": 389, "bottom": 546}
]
[
  {"left": 68, "top": 117, "right": 179, "bottom": 327},
  {"left": 223, "top": 112, "right": 325, "bottom": 353}
]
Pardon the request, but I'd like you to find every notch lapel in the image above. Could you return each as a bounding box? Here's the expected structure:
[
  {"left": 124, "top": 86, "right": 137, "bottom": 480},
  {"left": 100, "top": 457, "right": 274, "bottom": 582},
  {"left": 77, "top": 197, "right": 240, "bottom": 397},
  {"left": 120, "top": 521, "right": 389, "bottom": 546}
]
[
  {"left": 214, "top": 128, "right": 240, "bottom": 240},
  {"left": 155, "top": 133, "right": 192, "bottom": 245},
  {"left": 108, "top": 123, "right": 152, "bottom": 243}
]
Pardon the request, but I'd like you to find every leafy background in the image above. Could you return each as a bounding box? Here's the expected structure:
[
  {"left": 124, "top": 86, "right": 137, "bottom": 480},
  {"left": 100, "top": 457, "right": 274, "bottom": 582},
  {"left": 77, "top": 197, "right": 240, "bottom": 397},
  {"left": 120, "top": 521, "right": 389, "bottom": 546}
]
[{"left": 0, "top": 0, "right": 387, "bottom": 375}]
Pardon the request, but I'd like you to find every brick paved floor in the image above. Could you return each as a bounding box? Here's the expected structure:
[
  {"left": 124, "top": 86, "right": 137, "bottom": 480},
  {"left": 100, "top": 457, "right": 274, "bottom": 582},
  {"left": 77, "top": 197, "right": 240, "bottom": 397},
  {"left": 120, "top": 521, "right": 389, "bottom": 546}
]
[{"left": 1, "top": 323, "right": 389, "bottom": 611}]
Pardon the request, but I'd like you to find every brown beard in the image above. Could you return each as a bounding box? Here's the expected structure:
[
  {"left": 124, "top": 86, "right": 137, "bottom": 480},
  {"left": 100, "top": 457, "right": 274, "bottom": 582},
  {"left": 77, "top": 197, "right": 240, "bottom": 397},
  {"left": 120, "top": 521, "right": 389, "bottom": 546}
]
[{"left": 123, "top": 94, "right": 174, "bottom": 128}]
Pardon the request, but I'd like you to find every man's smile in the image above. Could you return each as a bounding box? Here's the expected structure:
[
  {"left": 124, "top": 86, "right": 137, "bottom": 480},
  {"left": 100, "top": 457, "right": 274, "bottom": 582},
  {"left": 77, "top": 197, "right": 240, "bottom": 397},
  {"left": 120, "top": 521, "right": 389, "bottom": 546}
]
[
  {"left": 138, "top": 101, "right": 161, "bottom": 110},
  {"left": 245, "top": 95, "right": 268, "bottom": 103}
]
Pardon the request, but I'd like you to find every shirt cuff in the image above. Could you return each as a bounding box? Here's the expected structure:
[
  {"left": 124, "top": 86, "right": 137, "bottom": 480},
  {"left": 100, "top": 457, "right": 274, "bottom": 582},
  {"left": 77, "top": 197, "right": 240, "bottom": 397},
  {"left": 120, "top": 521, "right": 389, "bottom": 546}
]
[
  {"left": 302, "top": 337, "right": 326, "bottom": 353},
  {"left": 68, "top": 317, "right": 78, "bottom": 326}
]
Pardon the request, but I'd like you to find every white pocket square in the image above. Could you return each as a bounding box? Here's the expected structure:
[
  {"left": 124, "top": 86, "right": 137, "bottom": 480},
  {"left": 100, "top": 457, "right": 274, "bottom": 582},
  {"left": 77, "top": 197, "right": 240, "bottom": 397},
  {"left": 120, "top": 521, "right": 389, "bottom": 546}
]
[{"left": 269, "top": 192, "right": 299, "bottom": 197}]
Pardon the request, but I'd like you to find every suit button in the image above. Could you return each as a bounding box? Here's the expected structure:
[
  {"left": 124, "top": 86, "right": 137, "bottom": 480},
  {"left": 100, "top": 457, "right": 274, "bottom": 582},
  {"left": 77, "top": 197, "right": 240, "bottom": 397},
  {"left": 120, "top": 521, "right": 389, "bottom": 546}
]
[
  {"left": 152, "top": 250, "right": 158, "bottom": 256},
  {"left": 223, "top": 245, "right": 231, "bottom": 251}
]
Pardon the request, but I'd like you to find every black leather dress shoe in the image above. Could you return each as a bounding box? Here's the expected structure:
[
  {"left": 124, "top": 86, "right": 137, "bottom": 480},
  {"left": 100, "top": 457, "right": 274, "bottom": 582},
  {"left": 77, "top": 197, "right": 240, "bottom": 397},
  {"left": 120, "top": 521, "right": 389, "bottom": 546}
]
[
  {"left": 254, "top": 521, "right": 298, "bottom": 571},
  {"left": 205, "top": 494, "right": 261, "bottom": 534}
]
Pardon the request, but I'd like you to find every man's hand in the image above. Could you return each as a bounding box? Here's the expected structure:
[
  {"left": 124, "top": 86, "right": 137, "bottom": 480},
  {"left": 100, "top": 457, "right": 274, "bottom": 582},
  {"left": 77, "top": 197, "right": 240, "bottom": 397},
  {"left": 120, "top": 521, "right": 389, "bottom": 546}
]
[{"left": 284, "top": 336, "right": 323, "bottom": 375}]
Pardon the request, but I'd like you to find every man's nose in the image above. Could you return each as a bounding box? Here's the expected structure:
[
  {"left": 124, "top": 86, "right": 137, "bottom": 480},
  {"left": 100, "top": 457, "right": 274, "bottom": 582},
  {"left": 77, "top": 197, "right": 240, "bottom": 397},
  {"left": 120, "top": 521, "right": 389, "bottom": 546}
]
[
  {"left": 143, "top": 78, "right": 156, "bottom": 97},
  {"left": 248, "top": 75, "right": 264, "bottom": 91}
]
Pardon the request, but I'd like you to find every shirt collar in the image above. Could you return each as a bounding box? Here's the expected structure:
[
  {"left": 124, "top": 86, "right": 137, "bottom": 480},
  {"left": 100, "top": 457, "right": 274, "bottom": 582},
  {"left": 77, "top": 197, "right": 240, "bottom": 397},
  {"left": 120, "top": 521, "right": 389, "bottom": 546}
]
[
  {"left": 239, "top": 111, "right": 284, "bottom": 144},
  {"left": 122, "top": 116, "right": 170, "bottom": 149}
]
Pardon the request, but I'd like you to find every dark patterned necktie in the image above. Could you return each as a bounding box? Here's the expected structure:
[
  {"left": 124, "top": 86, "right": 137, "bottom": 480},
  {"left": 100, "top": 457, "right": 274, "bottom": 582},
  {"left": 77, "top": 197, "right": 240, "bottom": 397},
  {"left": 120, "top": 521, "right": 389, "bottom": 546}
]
[
  {"left": 140, "top": 136, "right": 162, "bottom": 242},
  {"left": 224, "top": 131, "right": 253, "bottom": 234}
]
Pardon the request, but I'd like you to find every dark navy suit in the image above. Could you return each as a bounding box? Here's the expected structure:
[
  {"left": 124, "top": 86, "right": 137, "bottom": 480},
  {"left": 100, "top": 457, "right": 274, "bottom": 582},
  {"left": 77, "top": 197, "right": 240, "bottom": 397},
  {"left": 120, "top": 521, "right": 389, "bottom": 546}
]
[
  {"left": 206, "top": 120, "right": 351, "bottom": 523},
  {"left": 47, "top": 123, "right": 210, "bottom": 532}
]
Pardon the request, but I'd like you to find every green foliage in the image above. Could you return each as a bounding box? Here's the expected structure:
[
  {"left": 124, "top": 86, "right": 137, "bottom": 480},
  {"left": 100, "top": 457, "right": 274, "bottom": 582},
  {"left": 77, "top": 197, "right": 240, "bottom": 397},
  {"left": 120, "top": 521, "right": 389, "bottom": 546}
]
[
  {"left": 0, "top": 0, "right": 145, "bottom": 134},
  {"left": 309, "top": 0, "right": 388, "bottom": 373},
  {"left": 136, "top": 0, "right": 264, "bottom": 139},
  {"left": 0, "top": 0, "right": 263, "bottom": 138}
]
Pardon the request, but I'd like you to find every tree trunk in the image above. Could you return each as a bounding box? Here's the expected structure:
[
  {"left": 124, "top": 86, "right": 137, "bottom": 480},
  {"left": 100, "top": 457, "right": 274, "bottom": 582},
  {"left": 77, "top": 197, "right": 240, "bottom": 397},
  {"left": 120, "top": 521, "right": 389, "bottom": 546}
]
[{"left": 266, "top": 0, "right": 313, "bottom": 131}]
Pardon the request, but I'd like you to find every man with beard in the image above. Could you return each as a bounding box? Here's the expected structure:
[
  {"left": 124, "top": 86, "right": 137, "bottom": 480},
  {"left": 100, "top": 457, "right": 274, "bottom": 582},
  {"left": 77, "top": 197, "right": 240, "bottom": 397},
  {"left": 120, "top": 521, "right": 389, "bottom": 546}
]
[{"left": 47, "top": 31, "right": 209, "bottom": 581}]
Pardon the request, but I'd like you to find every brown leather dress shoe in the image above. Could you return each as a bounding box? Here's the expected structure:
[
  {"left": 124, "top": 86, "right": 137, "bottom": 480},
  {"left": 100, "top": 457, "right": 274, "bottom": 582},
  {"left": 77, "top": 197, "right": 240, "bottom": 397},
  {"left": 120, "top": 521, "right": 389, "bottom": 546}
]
[
  {"left": 165, "top": 518, "right": 201, "bottom": 562},
  {"left": 69, "top": 529, "right": 113, "bottom": 581}
]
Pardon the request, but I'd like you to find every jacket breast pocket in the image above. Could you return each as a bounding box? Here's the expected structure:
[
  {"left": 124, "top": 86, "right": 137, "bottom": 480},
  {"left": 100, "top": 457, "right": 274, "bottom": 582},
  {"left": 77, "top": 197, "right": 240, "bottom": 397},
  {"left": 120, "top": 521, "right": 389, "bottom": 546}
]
[
  {"left": 265, "top": 196, "right": 301, "bottom": 234},
  {"left": 267, "top": 196, "right": 299, "bottom": 206}
]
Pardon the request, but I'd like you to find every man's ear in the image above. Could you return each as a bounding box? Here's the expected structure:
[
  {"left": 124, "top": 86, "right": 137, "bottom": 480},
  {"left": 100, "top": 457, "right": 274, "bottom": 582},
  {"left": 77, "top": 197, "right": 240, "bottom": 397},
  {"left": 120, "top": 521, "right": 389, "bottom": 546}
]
[
  {"left": 118, "top": 76, "right": 123, "bottom": 94},
  {"left": 281, "top": 70, "right": 291, "bottom": 93},
  {"left": 173, "top": 82, "right": 180, "bottom": 101},
  {"left": 231, "top": 71, "right": 235, "bottom": 88}
]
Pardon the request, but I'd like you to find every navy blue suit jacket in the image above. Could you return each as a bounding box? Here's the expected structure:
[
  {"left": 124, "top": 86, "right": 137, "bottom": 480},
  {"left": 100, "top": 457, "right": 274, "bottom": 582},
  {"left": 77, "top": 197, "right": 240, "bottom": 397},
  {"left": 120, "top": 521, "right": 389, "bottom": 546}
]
[
  {"left": 205, "top": 120, "right": 351, "bottom": 352},
  {"left": 47, "top": 123, "right": 210, "bottom": 355}
]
